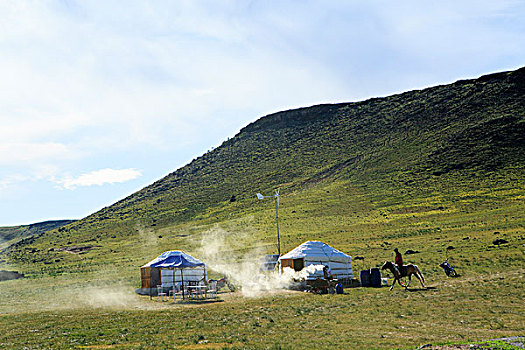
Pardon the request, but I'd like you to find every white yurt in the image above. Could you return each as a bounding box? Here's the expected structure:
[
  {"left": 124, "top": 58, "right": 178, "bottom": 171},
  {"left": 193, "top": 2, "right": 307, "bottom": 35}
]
[{"left": 278, "top": 241, "right": 352, "bottom": 280}]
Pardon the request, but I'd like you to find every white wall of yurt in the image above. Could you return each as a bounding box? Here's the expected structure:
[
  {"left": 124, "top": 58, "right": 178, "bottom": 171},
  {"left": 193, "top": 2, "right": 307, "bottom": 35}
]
[
  {"left": 160, "top": 268, "right": 207, "bottom": 287},
  {"left": 303, "top": 259, "right": 353, "bottom": 280}
]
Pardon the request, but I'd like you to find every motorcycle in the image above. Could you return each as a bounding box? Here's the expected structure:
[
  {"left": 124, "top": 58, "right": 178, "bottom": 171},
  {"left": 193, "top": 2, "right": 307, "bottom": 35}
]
[
  {"left": 208, "top": 277, "right": 236, "bottom": 292},
  {"left": 439, "top": 258, "right": 457, "bottom": 277}
]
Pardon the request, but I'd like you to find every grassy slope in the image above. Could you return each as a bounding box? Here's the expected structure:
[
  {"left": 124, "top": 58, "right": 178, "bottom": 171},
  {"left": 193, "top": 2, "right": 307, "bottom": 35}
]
[
  {"left": 0, "top": 220, "right": 75, "bottom": 254},
  {"left": 3, "top": 67, "right": 524, "bottom": 272},
  {"left": 0, "top": 68, "right": 524, "bottom": 349}
]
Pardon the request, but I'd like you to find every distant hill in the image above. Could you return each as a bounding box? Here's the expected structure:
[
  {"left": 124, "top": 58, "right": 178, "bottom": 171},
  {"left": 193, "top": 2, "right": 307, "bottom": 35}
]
[
  {"left": 0, "top": 220, "right": 75, "bottom": 252},
  {"left": 2, "top": 67, "right": 524, "bottom": 272}
]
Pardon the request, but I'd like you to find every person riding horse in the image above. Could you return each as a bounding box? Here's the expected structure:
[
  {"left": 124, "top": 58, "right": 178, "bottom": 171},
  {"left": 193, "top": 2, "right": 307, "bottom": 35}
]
[
  {"left": 381, "top": 261, "right": 425, "bottom": 291},
  {"left": 394, "top": 248, "right": 405, "bottom": 276}
]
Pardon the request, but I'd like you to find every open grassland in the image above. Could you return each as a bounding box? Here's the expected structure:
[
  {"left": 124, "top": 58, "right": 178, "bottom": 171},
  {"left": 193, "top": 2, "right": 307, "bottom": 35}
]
[
  {"left": 0, "top": 269, "right": 523, "bottom": 349},
  {"left": 1, "top": 174, "right": 524, "bottom": 349}
]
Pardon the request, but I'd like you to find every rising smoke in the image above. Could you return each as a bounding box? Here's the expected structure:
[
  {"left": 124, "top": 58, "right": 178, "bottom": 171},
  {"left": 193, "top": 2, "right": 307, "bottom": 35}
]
[
  {"left": 136, "top": 223, "right": 158, "bottom": 248},
  {"left": 196, "top": 226, "right": 325, "bottom": 297}
]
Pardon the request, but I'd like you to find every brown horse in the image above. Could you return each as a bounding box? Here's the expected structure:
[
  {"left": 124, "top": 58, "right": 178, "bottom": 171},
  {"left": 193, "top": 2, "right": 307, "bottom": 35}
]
[{"left": 381, "top": 261, "right": 425, "bottom": 291}]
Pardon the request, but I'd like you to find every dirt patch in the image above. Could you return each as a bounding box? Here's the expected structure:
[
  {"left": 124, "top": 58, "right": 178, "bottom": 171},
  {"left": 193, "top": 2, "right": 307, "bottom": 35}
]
[
  {"left": 50, "top": 245, "right": 101, "bottom": 254},
  {"left": 78, "top": 343, "right": 141, "bottom": 349},
  {"left": 0, "top": 270, "right": 24, "bottom": 282},
  {"left": 419, "top": 337, "right": 525, "bottom": 349},
  {"left": 180, "top": 342, "right": 243, "bottom": 349}
]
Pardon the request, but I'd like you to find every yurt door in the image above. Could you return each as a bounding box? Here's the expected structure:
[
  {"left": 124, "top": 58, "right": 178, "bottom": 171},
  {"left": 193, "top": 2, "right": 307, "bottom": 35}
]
[
  {"left": 293, "top": 258, "right": 304, "bottom": 271},
  {"left": 141, "top": 267, "right": 151, "bottom": 288},
  {"left": 150, "top": 267, "right": 161, "bottom": 288}
]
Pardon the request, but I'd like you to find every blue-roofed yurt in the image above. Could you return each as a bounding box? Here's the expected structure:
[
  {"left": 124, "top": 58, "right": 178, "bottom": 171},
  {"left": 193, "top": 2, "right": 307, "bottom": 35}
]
[{"left": 136, "top": 251, "right": 207, "bottom": 295}]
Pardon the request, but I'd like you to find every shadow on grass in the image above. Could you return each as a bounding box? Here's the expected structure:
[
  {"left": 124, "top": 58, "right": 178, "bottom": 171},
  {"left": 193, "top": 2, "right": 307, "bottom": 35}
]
[
  {"left": 406, "top": 286, "right": 437, "bottom": 292},
  {"left": 177, "top": 299, "right": 225, "bottom": 305}
]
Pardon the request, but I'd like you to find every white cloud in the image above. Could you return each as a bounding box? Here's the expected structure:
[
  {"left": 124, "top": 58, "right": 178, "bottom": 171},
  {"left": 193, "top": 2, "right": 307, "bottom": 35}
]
[
  {"left": 2, "top": 1, "right": 522, "bottom": 162},
  {"left": 57, "top": 168, "right": 142, "bottom": 190},
  {"left": 0, "top": 142, "right": 77, "bottom": 165},
  {"left": 0, "top": 174, "right": 30, "bottom": 192}
]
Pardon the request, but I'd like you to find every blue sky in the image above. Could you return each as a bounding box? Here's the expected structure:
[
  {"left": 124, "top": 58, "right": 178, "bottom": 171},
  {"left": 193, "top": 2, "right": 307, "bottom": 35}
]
[{"left": 1, "top": 1, "right": 524, "bottom": 226}]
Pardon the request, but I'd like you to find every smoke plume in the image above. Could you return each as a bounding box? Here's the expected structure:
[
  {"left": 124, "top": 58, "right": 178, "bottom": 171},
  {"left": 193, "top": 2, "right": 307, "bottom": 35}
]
[{"left": 196, "top": 226, "right": 324, "bottom": 297}]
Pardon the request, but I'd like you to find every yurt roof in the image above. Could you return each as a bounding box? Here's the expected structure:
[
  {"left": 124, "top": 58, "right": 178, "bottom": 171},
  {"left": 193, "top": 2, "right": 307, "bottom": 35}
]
[
  {"left": 142, "top": 251, "right": 206, "bottom": 268},
  {"left": 278, "top": 241, "right": 351, "bottom": 263}
]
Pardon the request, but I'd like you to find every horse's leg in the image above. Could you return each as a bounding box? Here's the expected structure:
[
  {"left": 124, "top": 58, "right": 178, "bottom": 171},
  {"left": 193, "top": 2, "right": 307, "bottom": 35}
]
[
  {"left": 390, "top": 278, "right": 397, "bottom": 291},
  {"left": 415, "top": 265, "right": 425, "bottom": 286},
  {"left": 415, "top": 272, "right": 425, "bottom": 288},
  {"left": 405, "top": 275, "right": 411, "bottom": 290}
]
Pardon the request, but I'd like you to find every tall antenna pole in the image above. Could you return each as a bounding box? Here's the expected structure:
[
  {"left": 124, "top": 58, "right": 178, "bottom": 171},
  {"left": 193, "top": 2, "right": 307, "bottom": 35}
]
[
  {"left": 256, "top": 189, "right": 282, "bottom": 256},
  {"left": 274, "top": 189, "right": 280, "bottom": 256}
]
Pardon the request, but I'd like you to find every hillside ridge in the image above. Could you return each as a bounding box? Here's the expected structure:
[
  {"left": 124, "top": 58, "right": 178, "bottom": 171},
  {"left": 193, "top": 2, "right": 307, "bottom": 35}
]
[
  {"left": 2, "top": 66, "right": 524, "bottom": 270},
  {"left": 241, "top": 67, "right": 524, "bottom": 133},
  {"left": 38, "top": 66, "right": 525, "bottom": 229},
  {"left": 0, "top": 220, "right": 75, "bottom": 253}
]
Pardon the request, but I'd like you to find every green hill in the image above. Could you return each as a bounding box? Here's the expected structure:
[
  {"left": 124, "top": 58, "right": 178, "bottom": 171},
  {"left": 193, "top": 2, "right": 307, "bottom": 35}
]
[
  {"left": 0, "top": 220, "right": 75, "bottom": 253},
  {"left": 2, "top": 67, "right": 524, "bottom": 275},
  {"left": 1, "top": 68, "right": 524, "bottom": 350}
]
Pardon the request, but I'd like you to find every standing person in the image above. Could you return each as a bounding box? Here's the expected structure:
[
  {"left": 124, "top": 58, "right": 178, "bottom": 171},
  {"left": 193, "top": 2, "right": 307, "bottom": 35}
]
[
  {"left": 323, "top": 265, "right": 333, "bottom": 280},
  {"left": 394, "top": 248, "right": 404, "bottom": 275}
]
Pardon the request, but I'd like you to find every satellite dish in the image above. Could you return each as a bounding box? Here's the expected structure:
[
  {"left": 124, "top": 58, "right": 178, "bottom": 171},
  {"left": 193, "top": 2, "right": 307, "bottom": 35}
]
[{"left": 256, "top": 193, "right": 264, "bottom": 200}]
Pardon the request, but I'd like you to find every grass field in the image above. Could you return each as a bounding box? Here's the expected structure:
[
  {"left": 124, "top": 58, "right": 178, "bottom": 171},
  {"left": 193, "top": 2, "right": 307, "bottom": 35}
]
[
  {"left": 1, "top": 175, "right": 523, "bottom": 349},
  {"left": 0, "top": 269, "right": 523, "bottom": 349}
]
